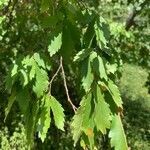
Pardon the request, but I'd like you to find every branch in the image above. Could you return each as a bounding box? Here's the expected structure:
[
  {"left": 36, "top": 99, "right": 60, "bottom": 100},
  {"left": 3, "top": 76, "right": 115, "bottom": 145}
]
[
  {"left": 60, "top": 57, "right": 77, "bottom": 112},
  {"left": 48, "top": 58, "right": 62, "bottom": 94},
  {"left": 125, "top": 0, "right": 149, "bottom": 30}
]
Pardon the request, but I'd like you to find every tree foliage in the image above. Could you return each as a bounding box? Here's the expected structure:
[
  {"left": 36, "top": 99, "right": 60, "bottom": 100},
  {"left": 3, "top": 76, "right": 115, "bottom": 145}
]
[{"left": 0, "top": 0, "right": 149, "bottom": 149}]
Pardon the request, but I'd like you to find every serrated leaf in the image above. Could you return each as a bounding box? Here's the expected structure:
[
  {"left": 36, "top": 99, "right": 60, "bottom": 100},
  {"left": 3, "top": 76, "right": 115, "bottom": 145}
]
[
  {"left": 109, "top": 115, "right": 128, "bottom": 150},
  {"left": 81, "top": 56, "right": 94, "bottom": 92},
  {"left": 50, "top": 96, "right": 65, "bottom": 130},
  {"left": 94, "top": 21, "right": 107, "bottom": 49},
  {"left": 94, "top": 86, "right": 111, "bottom": 134},
  {"left": 83, "top": 20, "right": 95, "bottom": 48},
  {"left": 33, "top": 67, "right": 49, "bottom": 98},
  {"left": 108, "top": 80, "right": 123, "bottom": 107},
  {"left": 34, "top": 53, "right": 45, "bottom": 69},
  {"left": 37, "top": 95, "right": 51, "bottom": 142},
  {"left": 73, "top": 48, "right": 92, "bottom": 62},
  {"left": 92, "top": 54, "right": 108, "bottom": 80},
  {"left": 48, "top": 32, "right": 62, "bottom": 57},
  {"left": 106, "top": 63, "right": 118, "bottom": 74},
  {"left": 71, "top": 93, "right": 93, "bottom": 145}
]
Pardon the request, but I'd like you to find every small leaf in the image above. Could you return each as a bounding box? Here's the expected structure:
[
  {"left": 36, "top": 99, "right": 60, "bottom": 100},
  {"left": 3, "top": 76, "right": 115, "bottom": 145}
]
[
  {"left": 109, "top": 115, "right": 128, "bottom": 150},
  {"left": 48, "top": 32, "right": 62, "bottom": 57},
  {"left": 94, "top": 21, "right": 107, "bottom": 49},
  {"left": 73, "top": 48, "right": 92, "bottom": 62},
  {"left": 50, "top": 96, "right": 65, "bottom": 130},
  {"left": 108, "top": 80, "right": 123, "bottom": 107},
  {"left": 81, "top": 56, "right": 94, "bottom": 92},
  {"left": 92, "top": 55, "right": 108, "bottom": 80},
  {"left": 34, "top": 53, "right": 45, "bottom": 69},
  {"left": 11, "top": 63, "right": 18, "bottom": 77},
  {"left": 20, "top": 69, "right": 28, "bottom": 87},
  {"left": 33, "top": 67, "right": 49, "bottom": 98}
]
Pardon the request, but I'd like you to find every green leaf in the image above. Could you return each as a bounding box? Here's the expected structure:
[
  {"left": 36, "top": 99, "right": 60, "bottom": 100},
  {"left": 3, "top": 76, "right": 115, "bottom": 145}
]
[
  {"left": 5, "top": 88, "right": 16, "bottom": 121},
  {"left": 40, "top": 0, "right": 51, "bottom": 12},
  {"left": 19, "top": 69, "right": 28, "bottom": 87},
  {"left": 81, "top": 56, "right": 94, "bottom": 92},
  {"left": 61, "top": 21, "right": 74, "bottom": 63},
  {"left": 50, "top": 96, "right": 65, "bottom": 130},
  {"left": 25, "top": 100, "right": 39, "bottom": 146},
  {"left": 34, "top": 53, "right": 45, "bottom": 69},
  {"left": 11, "top": 63, "right": 18, "bottom": 77},
  {"left": 71, "top": 93, "right": 93, "bottom": 145},
  {"left": 29, "top": 58, "right": 36, "bottom": 81},
  {"left": 108, "top": 80, "right": 123, "bottom": 107},
  {"left": 94, "top": 86, "right": 111, "bottom": 134},
  {"left": 109, "top": 115, "right": 128, "bottom": 150},
  {"left": 48, "top": 32, "right": 62, "bottom": 57},
  {"left": 91, "top": 52, "right": 108, "bottom": 81},
  {"left": 83, "top": 20, "right": 95, "bottom": 48},
  {"left": 94, "top": 21, "right": 107, "bottom": 49},
  {"left": 16, "top": 88, "right": 29, "bottom": 114},
  {"left": 33, "top": 67, "right": 49, "bottom": 98},
  {"left": 73, "top": 48, "right": 92, "bottom": 62},
  {"left": 37, "top": 95, "right": 51, "bottom": 142}
]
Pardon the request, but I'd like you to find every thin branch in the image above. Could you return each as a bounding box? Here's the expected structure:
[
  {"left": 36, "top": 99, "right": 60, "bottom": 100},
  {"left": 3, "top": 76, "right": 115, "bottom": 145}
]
[
  {"left": 60, "top": 57, "right": 77, "bottom": 112},
  {"left": 48, "top": 58, "right": 61, "bottom": 94}
]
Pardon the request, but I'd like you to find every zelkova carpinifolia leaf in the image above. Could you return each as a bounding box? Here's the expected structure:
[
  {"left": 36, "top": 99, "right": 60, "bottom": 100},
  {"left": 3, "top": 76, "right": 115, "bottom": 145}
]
[
  {"left": 48, "top": 32, "right": 62, "bottom": 57},
  {"left": 37, "top": 95, "right": 51, "bottom": 142},
  {"left": 50, "top": 96, "right": 65, "bottom": 131},
  {"left": 94, "top": 85, "right": 111, "bottom": 134},
  {"left": 109, "top": 115, "right": 128, "bottom": 150}
]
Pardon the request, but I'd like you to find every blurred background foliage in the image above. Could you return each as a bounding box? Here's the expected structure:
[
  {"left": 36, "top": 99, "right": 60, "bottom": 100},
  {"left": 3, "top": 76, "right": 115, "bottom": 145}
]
[{"left": 0, "top": 0, "right": 150, "bottom": 149}]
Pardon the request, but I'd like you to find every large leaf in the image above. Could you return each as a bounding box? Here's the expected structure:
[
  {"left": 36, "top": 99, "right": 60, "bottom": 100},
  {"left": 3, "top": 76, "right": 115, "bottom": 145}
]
[
  {"left": 48, "top": 32, "right": 62, "bottom": 57},
  {"left": 109, "top": 115, "right": 128, "bottom": 150},
  {"left": 50, "top": 96, "right": 65, "bottom": 130}
]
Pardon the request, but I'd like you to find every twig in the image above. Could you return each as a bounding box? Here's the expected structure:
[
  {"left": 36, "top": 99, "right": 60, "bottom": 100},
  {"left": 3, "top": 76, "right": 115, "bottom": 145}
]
[
  {"left": 48, "top": 58, "right": 61, "bottom": 94},
  {"left": 60, "top": 57, "right": 77, "bottom": 112}
]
